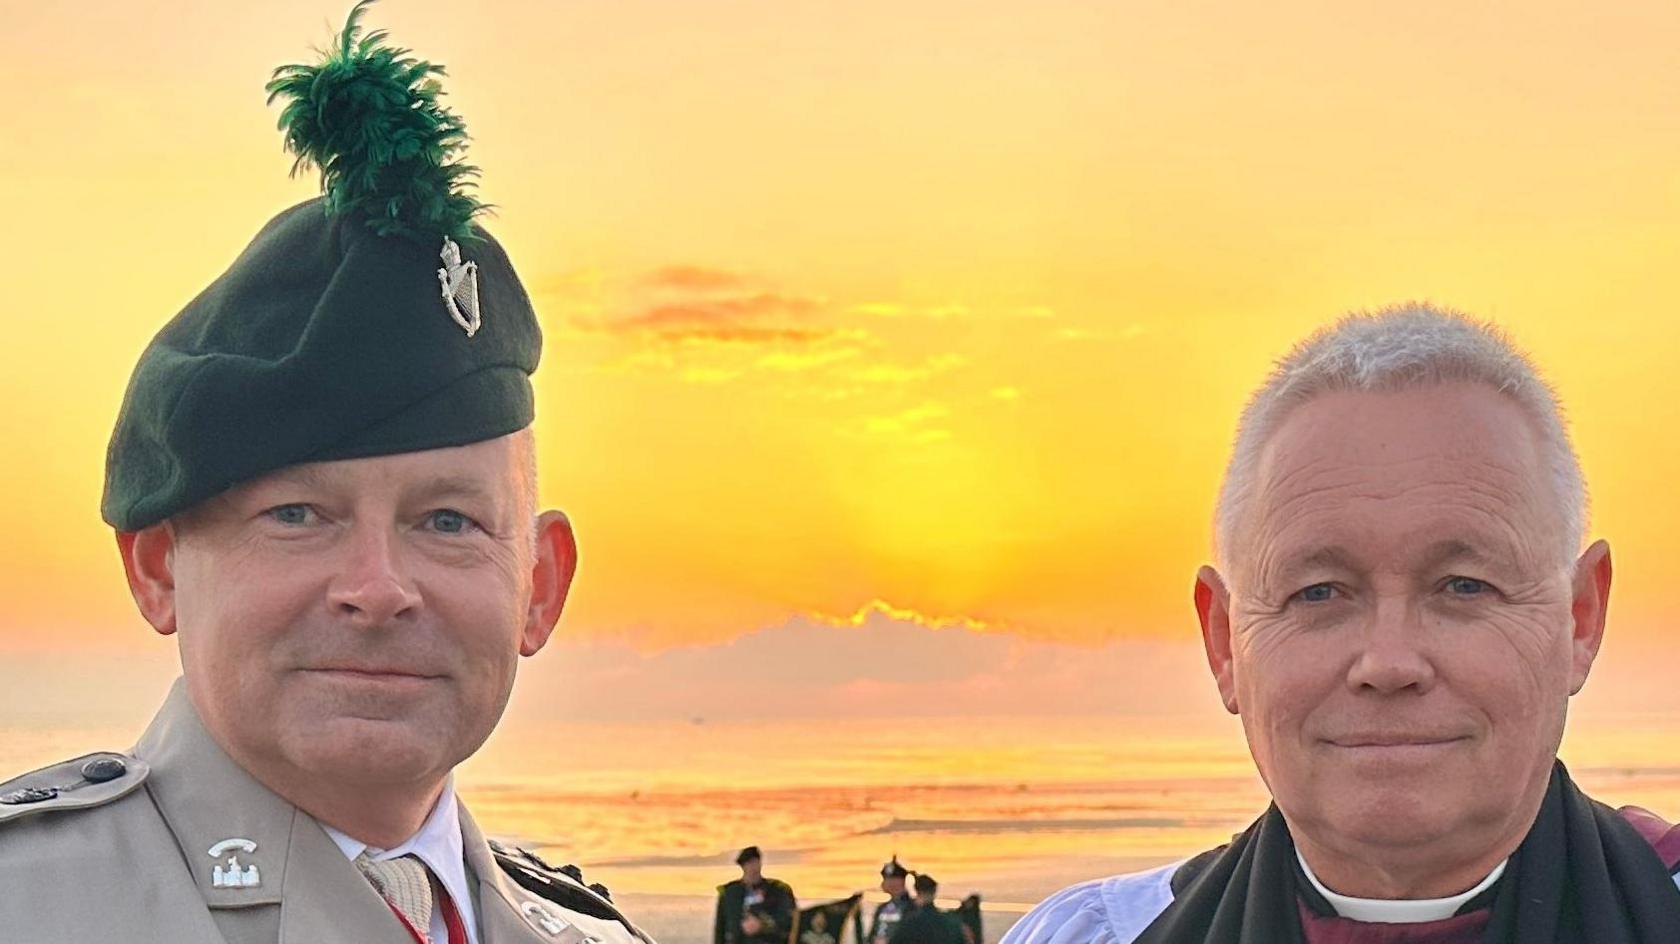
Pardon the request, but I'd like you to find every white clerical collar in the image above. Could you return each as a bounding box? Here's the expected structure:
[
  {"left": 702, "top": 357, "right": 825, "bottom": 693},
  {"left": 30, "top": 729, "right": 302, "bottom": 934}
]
[
  {"left": 324, "top": 778, "right": 480, "bottom": 944},
  {"left": 1295, "top": 848, "right": 1507, "bottom": 923}
]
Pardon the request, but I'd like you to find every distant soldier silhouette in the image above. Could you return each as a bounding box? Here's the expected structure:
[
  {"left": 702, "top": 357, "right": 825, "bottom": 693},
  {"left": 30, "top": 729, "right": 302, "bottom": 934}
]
[
  {"left": 889, "top": 874, "right": 965, "bottom": 944},
  {"left": 868, "top": 856, "right": 917, "bottom": 944},
  {"left": 716, "top": 846, "right": 797, "bottom": 944}
]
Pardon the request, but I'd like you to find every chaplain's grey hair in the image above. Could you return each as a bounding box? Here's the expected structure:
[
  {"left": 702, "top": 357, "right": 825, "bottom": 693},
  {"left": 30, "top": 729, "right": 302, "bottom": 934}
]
[{"left": 1214, "top": 303, "right": 1586, "bottom": 573}]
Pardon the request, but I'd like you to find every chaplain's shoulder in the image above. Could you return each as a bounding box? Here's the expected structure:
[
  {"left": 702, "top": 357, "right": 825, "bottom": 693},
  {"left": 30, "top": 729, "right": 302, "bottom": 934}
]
[
  {"left": 0, "top": 752, "right": 148, "bottom": 828},
  {"left": 488, "top": 838, "right": 656, "bottom": 944},
  {"left": 1000, "top": 861, "right": 1182, "bottom": 944}
]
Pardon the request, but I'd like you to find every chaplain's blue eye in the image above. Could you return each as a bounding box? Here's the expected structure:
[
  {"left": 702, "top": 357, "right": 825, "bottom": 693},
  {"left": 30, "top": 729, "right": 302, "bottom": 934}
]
[
  {"left": 428, "top": 509, "right": 474, "bottom": 534},
  {"left": 267, "top": 504, "right": 312, "bottom": 525},
  {"left": 1294, "top": 583, "right": 1336, "bottom": 604},
  {"left": 1446, "top": 576, "right": 1488, "bottom": 596}
]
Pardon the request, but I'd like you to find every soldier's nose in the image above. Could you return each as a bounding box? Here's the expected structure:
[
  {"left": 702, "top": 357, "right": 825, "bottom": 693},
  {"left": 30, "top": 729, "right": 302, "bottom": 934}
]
[{"left": 327, "top": 528, "right": 420, "bottom": 626}]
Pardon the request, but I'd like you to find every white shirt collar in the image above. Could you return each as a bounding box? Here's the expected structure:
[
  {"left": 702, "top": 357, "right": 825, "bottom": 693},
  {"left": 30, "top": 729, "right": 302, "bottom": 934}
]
[
  {"left": 323, "top": 778, "right": 480, "bottom": 944},
  {"left": 1295, "top": 848, "right": 1507, "bottom": 923}
]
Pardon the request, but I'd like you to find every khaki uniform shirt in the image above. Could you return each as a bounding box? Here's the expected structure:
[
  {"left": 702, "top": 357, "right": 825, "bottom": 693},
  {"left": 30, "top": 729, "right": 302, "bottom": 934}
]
[{"left": 0, "top": 679, "right": 652, "bottom": 944}]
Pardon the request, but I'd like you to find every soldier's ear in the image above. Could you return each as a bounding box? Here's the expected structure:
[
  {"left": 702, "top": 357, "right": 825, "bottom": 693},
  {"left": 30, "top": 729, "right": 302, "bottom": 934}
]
[
  {"left": 521, "top": 510, "right": 578, "bottom": 657},
  {"left": 117, "top": 523, "right": 179, "bottom": 636}
]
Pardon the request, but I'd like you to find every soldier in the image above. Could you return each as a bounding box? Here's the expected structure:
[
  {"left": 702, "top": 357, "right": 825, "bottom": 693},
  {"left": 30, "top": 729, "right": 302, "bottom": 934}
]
[
  {"left": 868, "top": 856, "right": 917, "bottom": 944},
  {"left": 714, "top": 846, "right": 797, "bottom": 944},
  {"left": 889, "top": 875, "right": 965, "bottom": 944},
  {"left": 0, "top": 4, "right": 651, "bottom": 943}
]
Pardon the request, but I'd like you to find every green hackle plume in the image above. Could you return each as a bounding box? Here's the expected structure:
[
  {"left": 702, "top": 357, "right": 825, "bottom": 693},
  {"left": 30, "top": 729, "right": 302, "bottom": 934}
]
[{"left": 266, "top": 0, "right": 489, "bottom": 242}]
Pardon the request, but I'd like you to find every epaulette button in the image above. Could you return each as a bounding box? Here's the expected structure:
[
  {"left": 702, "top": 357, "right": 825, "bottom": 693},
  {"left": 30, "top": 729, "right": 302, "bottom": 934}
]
[{"left": 80, "top": 757, "right": 127, "bottom": 783}]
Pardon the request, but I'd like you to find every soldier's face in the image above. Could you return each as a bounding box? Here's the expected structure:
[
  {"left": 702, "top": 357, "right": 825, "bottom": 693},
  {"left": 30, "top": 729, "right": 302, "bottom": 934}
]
[{"left": 163, "top": 433, "right": 576, "bottom": 796}]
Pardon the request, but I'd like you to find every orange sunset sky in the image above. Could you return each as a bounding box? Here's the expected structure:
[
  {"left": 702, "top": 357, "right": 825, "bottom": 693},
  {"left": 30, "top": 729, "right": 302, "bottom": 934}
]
[{"left": 2, "top": 1, "right": 1679, "bottom": 727}]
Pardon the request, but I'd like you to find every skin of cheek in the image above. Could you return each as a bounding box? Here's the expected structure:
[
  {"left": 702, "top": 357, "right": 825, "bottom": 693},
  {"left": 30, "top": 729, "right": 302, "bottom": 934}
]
[{"left": 1227, "top": 607, "right": 1322, "bottom": 798}]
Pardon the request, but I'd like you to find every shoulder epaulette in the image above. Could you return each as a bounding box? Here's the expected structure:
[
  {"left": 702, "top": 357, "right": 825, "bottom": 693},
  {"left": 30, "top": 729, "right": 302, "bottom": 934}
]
[
  {"left": 488, "top": 839, "right": 648, "bottom": 940},
  {"left": 0, "top": 752, "right": 148, "bottom": 825}
]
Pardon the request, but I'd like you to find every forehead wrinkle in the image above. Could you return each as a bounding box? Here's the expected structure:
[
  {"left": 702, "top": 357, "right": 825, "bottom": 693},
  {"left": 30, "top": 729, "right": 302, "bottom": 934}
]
[
  {"left": 1249, "top": 467, "right": 1549, "bottom": 580},
  {"left": 1418, "top": 538, "right": 1482, "bottom": 569},
  {"left": 407, "top": 473, "right": 499, "bottom": 502},
  {"left": 1261, "top": 499, "right": 1539, "bottom": 584},
  {"left": 263, "top": 462, "right": 340, "bottom": 492},
  {"left": 1258, "top": 444, "right": 1550, "bottom": 529},
  {"left": 1264, "top": 544, "right": 1359, "bottom": 588}
]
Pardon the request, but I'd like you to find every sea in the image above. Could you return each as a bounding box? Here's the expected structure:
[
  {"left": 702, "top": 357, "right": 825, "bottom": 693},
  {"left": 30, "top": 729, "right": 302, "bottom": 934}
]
[{"left": 6, "top": 711, "right": 1679, "bottom": 944}]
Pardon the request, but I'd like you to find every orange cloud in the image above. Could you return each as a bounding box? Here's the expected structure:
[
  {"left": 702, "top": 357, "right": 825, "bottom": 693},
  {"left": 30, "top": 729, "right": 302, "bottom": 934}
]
[
  {"left": 659, "top": 325, "right": 835, "bottom": 345},
  {"left": 642, "top": 265, "right": 750, "bottom": 291},
  {"left": 625, "top": 293, "right": 822, "bottom": 328},
  {"left": 577, "top": 290, "right": 832, "bottom": 344}
]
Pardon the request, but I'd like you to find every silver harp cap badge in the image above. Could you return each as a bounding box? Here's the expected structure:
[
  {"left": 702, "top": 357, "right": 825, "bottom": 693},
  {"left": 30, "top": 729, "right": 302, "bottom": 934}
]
[{"left": 437, "top": 236, "right": 482, "bottom": 338}]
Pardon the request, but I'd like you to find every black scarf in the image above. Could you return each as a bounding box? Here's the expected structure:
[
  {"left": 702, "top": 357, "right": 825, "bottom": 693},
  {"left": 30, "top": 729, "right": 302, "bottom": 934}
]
[{"left": 1133, "top": 762, "right": 1680, "bottom": 944}]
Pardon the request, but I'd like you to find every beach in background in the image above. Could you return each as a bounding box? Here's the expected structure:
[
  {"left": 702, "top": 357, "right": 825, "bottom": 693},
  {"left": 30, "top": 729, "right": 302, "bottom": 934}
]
[
  {"left": 6, "top": 3, "right": 1680, "bottom": 940},
  {"left": 9, "top": 705, "right": 1679, "bottom": 944}
]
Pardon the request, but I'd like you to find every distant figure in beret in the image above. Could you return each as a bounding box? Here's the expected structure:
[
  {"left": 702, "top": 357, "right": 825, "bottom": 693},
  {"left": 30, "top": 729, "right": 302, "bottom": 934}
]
[
  {"left": 715, "top": 847, "right": 798, "bottom": 944},
  {"left": 869, "top": 856, "right": 918, "bottom": 944},
  {"left": 0, "top": 4, "right": 651, "bottom": 943},
  {"left": 1002, "top": 307, "right": 1680, "bottom": 944},
  {"left": 889, "top": 875, "right": 965, "bottom": 944}
]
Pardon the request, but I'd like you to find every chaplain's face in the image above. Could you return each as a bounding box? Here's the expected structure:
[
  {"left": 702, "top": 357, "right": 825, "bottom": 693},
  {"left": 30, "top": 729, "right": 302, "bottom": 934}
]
[
  {"left": 1197, "top": 383, "right": 1610, "bottom": 861},
  {"left": 160, "top": 433, "right": 575, "bottom": 795}
]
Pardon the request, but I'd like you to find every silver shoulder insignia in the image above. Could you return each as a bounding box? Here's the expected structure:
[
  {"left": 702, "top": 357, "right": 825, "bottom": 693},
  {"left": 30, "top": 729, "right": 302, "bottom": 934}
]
[{"left": 0, "top": 752, "right": 149, "bottom": 825}]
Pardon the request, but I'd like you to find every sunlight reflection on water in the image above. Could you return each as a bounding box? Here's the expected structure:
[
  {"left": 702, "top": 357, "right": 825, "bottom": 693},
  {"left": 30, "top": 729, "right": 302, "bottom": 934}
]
[{"left": 6, "top": 712, "right": 1680, "bottom": 944}]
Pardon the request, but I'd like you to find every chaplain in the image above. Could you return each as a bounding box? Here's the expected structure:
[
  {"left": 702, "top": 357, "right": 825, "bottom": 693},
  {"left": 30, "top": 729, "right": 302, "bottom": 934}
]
[
  {"left": 1004, "top": 305, "right": 1680, "bottom": 944},
  {"left": 0, "top": 4, "right": 651, "bottom": 943}
]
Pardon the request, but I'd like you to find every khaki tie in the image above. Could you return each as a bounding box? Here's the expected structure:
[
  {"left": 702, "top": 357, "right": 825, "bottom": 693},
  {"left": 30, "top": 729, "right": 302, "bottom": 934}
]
[{"left": 356, "top": 852, "right": 435, "bottom": 938}]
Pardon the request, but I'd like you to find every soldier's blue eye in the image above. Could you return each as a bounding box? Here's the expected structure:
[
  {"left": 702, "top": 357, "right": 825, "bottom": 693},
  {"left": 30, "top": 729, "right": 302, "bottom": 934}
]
[
  {"left": 268, "top": 504, "right": 310, "bottom": 525},
  {"left": 1294, "top": 583, "right": 1336, "bottom": 604},
  {"left": 1446, "top": 577, "right": 1488, "bottom": 596}
]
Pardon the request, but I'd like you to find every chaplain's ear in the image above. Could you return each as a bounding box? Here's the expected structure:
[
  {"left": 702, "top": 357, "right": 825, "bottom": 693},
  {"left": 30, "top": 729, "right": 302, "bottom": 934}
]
[
  {"left": 521, "top": 510, "right": 578, "bottom": 657},
  {"left": 1566, "top": 539, "right": 1612, "bottom": 695},
  {"left": 116, "top": 524, "right": 179, "bottom": 637},
  {"left": 1195, "top": 566, "right": 1239, "bottom": 714}
]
